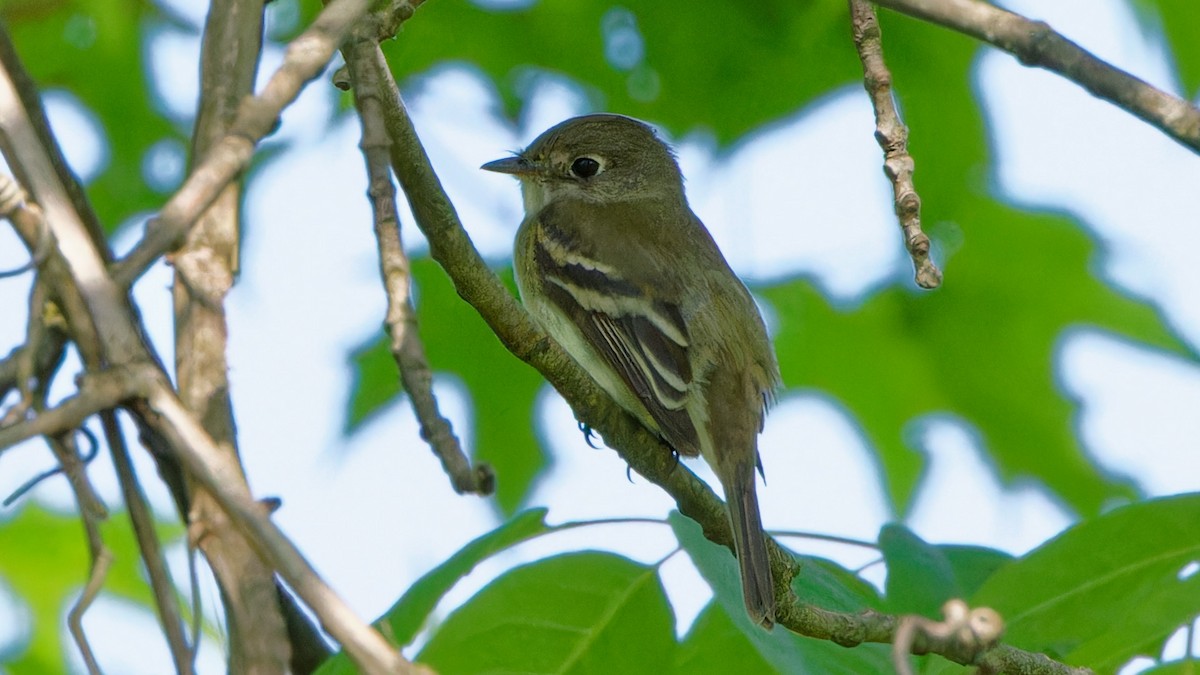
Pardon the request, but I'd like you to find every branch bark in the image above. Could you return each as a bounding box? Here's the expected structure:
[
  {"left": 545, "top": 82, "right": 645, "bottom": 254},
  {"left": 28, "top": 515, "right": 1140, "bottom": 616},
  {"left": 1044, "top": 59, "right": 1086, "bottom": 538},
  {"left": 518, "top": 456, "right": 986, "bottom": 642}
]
[
  {"left": 848, "top": 0, "right": 941, "bottom": 290},
  {"left": 342, "top": 20, "right": 495, "bottom": 497},
  {"left": 870, "top": 0, "right": 1200, "bottom": 154},
  {"left": 176, "top": 0, "right": 294, "bottom": 671}
]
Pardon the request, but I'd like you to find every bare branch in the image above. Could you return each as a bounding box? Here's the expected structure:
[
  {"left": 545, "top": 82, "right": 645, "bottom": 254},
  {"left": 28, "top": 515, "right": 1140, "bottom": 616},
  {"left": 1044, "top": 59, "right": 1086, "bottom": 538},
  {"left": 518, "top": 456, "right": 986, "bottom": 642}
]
[
  {"left": 871, "top": 0, "right": 1200, "bottom": 154},
  {"left": 176, "top": 0, "right": 302, "bottom": 670},
  {"left": 104, "top": 410, "right": 195, "bottom": 674},
  {"left": 15, "top": 370, "right": 113, "bottom": 674},
  {"left": 0, "top": 366, "right": 153, "bottom": 452},
  {"left": 67, "top": 542, "right": 111, "bottom": 675},
  {"left": 848, "top": 0, "right": 941, "bottom": 289},
  {"left": 113, "top": 0, "right": 377, "bottom": 287},
  {"left": 343, "top": 25, "right": 494, "bottom": 497}
]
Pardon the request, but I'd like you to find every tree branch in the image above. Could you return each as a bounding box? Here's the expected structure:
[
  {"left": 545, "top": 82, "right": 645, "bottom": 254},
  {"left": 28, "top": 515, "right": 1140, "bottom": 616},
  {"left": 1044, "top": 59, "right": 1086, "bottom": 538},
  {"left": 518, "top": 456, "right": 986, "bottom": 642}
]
[
  {"left": 870, "top": 0, "right": 1200, "bottom": 154},
  {"left": 104, "top": 409, "right": 195, "bottom": 674},
  {"left": 177, "top": 0, "right": 298, "bottom": 670},
  {"left": 112, "top": 0, "right": 377, "bottom": 287},
  {"left": 0, "top": 366, "right": 152, "bottom": 452},
  {"left": 342, "top": 21, "right": 494, "bottom": 497},
  {"left": 848, "top": 0, "right": 941, "bottom": 289}
]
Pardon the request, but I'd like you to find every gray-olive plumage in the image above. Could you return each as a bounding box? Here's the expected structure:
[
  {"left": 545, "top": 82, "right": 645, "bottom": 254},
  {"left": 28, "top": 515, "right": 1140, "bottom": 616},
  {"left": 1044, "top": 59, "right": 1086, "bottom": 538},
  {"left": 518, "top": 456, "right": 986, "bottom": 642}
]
[{"left": 483, "top": 113, "right": 781, "bottom": 628}]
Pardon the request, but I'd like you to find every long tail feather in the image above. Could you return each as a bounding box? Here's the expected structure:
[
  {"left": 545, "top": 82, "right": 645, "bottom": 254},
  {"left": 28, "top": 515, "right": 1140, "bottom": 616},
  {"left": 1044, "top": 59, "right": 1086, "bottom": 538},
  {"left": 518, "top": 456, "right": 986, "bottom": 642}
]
[{"left": 723, "top": 460, "right": 775, "bottom": 628}]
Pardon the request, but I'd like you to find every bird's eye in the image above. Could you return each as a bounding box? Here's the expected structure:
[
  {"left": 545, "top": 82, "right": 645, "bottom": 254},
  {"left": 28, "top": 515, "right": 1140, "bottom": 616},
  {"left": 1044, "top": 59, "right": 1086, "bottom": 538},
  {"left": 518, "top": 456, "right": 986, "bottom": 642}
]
[{"left": 570, "top": 156, "right": 601, "bottom": 178}]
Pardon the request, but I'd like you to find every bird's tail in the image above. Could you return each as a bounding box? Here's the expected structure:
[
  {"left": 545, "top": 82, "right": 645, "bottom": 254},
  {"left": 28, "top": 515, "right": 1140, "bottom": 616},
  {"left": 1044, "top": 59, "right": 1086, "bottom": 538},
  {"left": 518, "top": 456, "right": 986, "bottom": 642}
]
[{"left": 723, "top": 460, "right": 775, "bottom": 629}]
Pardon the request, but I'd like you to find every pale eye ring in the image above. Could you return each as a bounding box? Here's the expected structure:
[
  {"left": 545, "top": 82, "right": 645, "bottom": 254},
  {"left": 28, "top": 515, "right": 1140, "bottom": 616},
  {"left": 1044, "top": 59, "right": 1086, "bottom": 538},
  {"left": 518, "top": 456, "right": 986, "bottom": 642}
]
[{"left": 570, "top": 156, "right": 601, "bottom": 178}]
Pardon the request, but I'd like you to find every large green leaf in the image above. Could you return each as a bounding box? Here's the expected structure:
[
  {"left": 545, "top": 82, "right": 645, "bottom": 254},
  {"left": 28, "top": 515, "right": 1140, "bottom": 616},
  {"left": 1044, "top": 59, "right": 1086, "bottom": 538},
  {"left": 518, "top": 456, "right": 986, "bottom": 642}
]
[
  {"left": 2, "top": 0, "right": 183, "bottom": 230},
  {"left": 417, "top": 551, "right": 676, "bottom": 674},
  {"left": 879, "top": 523, "right": 959, "bottom": 619},
  {"left": 938, "top": 544, "right": 1013, "bottom": 599},
  {"left": 972, "top": 493, "right": 1200, "bottom": 670},
  {"left": 316, "top": 508, "right": 554, "bottom": 675},
  {"left": 0, "top": 504, "right": 182, "bottom": 673},
  {"left": 669, "top": 512, "right": 891, "bottom": 673},
  {"left": 673, "top": 601, "right": 776, "bottom": 674},
  {"left": 346, "top": 258, "right": 546, "bottom": 513}
]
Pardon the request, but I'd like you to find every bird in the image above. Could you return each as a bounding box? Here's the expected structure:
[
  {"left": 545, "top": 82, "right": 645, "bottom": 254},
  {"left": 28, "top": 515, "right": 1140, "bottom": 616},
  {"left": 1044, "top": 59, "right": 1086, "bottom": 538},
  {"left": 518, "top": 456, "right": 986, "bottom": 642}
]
[{"left": 482, "top": 113, "right": 781, "bottom": 628}]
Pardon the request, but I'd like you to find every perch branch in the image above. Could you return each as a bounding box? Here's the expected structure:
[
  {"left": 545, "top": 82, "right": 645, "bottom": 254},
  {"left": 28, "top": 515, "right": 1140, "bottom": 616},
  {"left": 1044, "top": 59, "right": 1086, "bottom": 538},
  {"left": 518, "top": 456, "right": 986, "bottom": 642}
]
[
  {"left": 848, "top": 0, "right": 941, "bottom": 289},
  {"left": 870, "top": 0, "right": 1200, "bottom": 154},
  {"left": 68, "top": 535, "right": 111, "bottom": 675},
  {"left": 342, "top": 23, "right": 494, "bottom": 496}
]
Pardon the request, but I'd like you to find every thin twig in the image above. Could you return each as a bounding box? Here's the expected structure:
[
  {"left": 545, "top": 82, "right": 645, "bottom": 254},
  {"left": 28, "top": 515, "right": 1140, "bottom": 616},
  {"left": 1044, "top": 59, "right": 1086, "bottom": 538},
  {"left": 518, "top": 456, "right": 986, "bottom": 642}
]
[
  {"left": 849, "top": 0, "right": 941, "bottom": 289},
  {"left": 104, "top": 410, "right": 194, "bottom": 674},
  {"left": 870, "top": 0, "right": 1200, "bottom": 154},
  {"left": 53, "top": 430, "right": 109, "bottom": 675},
  {"left": 0, "top": 280, "right": 67, "bottom": 429},
  {"left": 0, "top": 171, "right": 51, "bottom": 278},
  {"left": 68, "top": 542, "right": 111, "bottom": 675},
  {"left": 113, "top": 0, "right": 376, "bottom": 288},
  {"left": 343, "top": 24, "right": 494, "bottom": 496},
  {"left": 23, "top": 379, "right": 111, "bottom": 673}
]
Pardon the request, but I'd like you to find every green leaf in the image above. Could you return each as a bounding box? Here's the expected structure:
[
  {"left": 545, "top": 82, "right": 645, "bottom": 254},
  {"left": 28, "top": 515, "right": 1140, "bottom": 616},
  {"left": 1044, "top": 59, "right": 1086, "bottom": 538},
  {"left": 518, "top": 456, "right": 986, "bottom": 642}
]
[
  {"left": 938, "top": 545, "right": 1013, "bottom": 599},
  {"left": 315, "top": 508, "right": 554, "bottom": 675},
  {"left": 674, "top": 601, "right": 775, "bottom": 674},
  {"left": 1130, "top": 0, "right": 1200, "bottom": 98},
  {"left": 669, "top": 512, "right": 890, "bottom": 673},
  {"left": 417, "top": 551, "right": 676, "bottom": 674},
  {"left": 2, "top": 0, "right": 183, "bottom": 230},
  {"left": 0, "top": 504, "right": 182, "bottom": 673},
  {"left": 384, "top": 0, "right": 861, "bottom": 143},
  {"left": 973, "top": 493, "right": 1200, "bottom": 670},
  {"left": 879, "top": 523, "right": 959, "bottom": 619},
  {"left": 345, "top": 258, "right": 547, "bottom": 513},
  {"left": 383, "top": 508, "right": 552, "bottom": 647},
  {"left": 345, "top": 337, "right": 405, "bottom": 428}
]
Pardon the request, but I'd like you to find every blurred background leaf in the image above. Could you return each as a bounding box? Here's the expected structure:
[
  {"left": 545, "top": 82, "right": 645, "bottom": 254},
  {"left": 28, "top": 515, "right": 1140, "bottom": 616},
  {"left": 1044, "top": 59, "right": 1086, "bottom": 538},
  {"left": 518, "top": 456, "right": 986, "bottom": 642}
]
[{"left": 0, "top": 505, "right": 182, "bottom": 673}]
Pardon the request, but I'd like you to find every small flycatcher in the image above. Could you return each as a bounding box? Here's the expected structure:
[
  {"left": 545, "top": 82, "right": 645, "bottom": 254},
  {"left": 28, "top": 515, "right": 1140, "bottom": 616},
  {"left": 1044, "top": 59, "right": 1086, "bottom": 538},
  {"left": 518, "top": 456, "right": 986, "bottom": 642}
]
[{"left": 483, "top": 113, "right": 781, "bottom": 628}]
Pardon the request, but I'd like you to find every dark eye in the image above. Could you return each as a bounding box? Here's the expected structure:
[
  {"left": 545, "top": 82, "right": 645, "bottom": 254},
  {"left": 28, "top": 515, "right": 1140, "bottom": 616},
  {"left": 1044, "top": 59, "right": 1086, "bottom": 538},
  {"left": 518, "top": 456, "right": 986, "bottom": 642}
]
[{"left": 571, "top": 156, "right": 600, "bottom": 178}]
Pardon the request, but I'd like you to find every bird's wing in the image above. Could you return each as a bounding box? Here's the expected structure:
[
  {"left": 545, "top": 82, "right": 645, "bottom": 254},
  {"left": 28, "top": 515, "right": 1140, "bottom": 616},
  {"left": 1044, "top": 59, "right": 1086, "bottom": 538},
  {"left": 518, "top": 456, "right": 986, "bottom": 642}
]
[{"left": 531, "top": 215, "right": 701, "bottom": 456}]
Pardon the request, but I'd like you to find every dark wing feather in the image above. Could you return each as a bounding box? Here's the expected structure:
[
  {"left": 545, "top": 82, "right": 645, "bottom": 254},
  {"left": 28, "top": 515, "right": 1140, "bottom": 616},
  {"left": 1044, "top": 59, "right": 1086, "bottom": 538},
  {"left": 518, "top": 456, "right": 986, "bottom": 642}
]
[{"left": 533, "top": 221, "right": 700, "bottom": 455}]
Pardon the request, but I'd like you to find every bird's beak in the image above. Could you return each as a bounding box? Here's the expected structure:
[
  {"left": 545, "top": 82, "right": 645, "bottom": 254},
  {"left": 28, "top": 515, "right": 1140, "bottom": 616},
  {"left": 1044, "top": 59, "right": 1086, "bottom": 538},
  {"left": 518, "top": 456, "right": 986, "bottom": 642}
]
[{"left": 480, "top": 156, "right": 540, "bottom": 176}]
